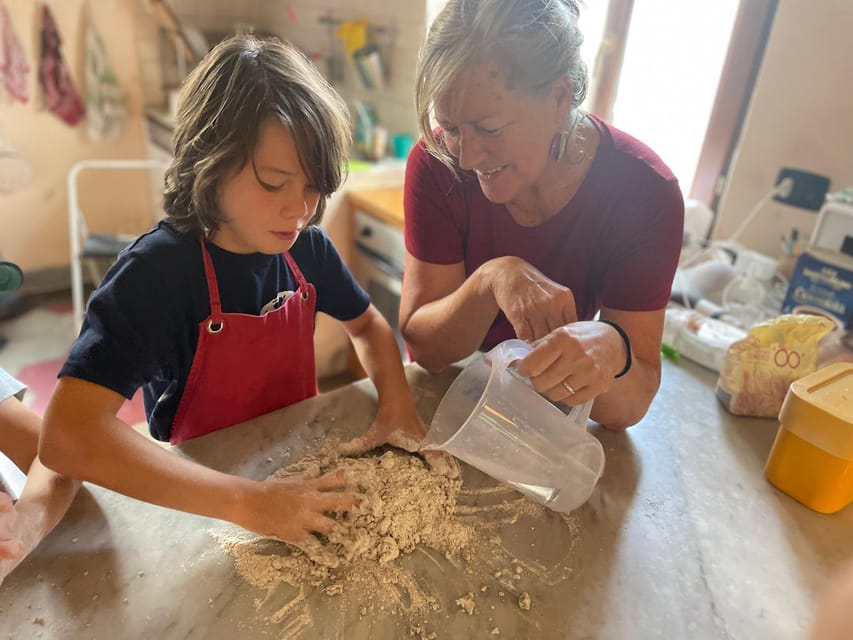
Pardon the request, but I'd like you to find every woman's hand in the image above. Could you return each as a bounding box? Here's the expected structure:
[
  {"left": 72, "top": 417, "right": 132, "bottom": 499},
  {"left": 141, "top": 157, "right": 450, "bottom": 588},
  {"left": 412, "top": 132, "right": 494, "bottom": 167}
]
[
  {"left": 513, "top": 321, "right": 627, "bottom": 406},
  {"left": 234, "top": 470, "right": 361, "bottom": 544},
  {"left": 486, "top": 257, "right": 577, "bottom": 342}
]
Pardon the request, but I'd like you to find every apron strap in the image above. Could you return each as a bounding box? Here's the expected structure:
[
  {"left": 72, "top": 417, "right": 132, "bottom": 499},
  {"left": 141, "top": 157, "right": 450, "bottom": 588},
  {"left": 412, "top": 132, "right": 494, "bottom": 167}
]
[
  {"left": 284, "top": 252, "right": 312, "bottom": 301},
  {"left": 198, "top": 236, "right": 224, "bottom": 323},
  {"left": 199, "top": 238, "right": 310, "bottom": 324}
]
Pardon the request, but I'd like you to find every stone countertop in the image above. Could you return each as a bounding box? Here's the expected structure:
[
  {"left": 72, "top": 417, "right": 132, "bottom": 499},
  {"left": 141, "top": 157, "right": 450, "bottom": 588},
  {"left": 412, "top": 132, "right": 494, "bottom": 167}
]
[{"left": 1, "top": 360, "right": 851, "bottom": 639}]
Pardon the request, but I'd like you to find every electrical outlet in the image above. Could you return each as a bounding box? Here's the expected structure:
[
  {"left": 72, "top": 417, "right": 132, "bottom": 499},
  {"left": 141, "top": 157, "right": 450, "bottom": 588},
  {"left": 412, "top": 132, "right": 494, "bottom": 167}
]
[{"left": 772, "top": 167, "right": 830, "bottom": 211}]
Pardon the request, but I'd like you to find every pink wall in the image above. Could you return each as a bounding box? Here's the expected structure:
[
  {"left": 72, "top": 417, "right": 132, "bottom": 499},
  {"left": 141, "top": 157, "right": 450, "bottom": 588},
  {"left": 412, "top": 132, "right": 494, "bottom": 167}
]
[{"left": 0, "top": 0, "right": 150, "bottom": 272}]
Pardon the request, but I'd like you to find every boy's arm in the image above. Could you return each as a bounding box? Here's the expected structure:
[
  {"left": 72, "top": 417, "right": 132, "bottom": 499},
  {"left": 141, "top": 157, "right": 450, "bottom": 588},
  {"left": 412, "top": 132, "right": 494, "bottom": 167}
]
[
  {"left": 340, "top": 304, "right": 458, "bottom": 477},
  {"left": 39, "top": 377, "right": 358, "bottom": 544},
  {"left": 341, "top": 304, "right": 425, "bottom": 453}
]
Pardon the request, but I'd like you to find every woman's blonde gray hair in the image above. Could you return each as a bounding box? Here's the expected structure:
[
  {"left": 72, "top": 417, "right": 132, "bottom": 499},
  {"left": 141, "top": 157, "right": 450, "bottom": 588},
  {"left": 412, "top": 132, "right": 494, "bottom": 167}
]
[
  {"left": 163, "top": 35, "right": 351, "bottom": 234},
  {"left": 415, "top": 0, "right": 588, "bottom": 169}
]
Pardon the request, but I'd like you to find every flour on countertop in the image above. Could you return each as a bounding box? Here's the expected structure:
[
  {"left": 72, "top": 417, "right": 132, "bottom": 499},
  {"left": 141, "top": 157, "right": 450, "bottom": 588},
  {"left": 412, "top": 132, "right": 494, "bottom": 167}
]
[
  {"left": 455, "top": 592, "right": 476, "bottom": 615},
  {"left": 211, "top": 446, "right": 579, "bottom": 639}
]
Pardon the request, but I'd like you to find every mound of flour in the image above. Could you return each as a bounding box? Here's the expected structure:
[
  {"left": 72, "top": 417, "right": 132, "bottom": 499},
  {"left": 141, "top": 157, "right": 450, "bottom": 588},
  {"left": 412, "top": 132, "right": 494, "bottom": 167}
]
[{"left": 211, "top": 447, "right": 579, "bottom": 638}]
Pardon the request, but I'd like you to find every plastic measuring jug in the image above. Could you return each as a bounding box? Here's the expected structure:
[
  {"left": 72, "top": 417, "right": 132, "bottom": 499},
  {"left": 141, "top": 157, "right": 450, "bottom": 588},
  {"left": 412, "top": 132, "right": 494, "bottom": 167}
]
[{"left": 422, "top": 340, "right": 605, "bottom": 512}]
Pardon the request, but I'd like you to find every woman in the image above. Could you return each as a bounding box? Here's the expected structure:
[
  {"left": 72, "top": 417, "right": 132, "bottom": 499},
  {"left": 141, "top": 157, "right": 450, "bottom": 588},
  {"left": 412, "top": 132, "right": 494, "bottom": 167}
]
[{"left": 401, "top": 0, "right": 684, "bottom": 429}]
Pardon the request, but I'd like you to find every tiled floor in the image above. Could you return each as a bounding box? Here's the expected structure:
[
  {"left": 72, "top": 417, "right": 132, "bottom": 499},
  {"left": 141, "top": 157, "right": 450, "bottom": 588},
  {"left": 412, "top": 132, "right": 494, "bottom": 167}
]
[{"left": 0, "top": 295, "right": 149, "bottom": 420}]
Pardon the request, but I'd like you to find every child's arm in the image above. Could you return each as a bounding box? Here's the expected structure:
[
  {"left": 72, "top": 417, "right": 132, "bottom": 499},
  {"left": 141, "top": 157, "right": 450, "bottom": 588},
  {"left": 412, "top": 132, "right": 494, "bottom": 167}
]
[
  {"left": 340, "top": 304, "right": 458, "bottom": 477},
  {"left": 0, "top": 397, "right": 79, "bottom": 585},
  {"left": 341, "top": 304, "right": 425, "bottom": 452},
  {"left": 39, "top": 377, "right": 359, "bottom": 543}
]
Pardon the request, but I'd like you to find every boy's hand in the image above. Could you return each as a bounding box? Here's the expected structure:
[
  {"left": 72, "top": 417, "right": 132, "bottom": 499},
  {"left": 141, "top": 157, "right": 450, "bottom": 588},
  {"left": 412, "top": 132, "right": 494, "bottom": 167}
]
[
  {"left": 420, "top": 450, "right": 460, "bottom": 478},
  {"left": 236, "top": 470, "right": 361, "bottom": 545},
  {"left": 338, "top": 408, "right": 460, "bottom": 478}
]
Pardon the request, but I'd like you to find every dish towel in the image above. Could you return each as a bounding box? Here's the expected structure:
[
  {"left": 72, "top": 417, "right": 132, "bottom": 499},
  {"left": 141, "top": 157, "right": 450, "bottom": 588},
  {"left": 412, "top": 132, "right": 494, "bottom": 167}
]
[
  {"left": 84, "top": 6, "right": 126, "bottom": 140},
  {"left": 0, "top": 3, "right": 30, "bottom": 103},
  {"left": 38, "top": 2, "right": 84, "bottom": 126}
]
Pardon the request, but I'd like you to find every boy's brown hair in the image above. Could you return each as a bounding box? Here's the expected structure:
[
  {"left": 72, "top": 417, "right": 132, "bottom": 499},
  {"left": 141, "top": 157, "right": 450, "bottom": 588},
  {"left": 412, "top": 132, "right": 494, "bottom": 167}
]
[{"left": 163, "top": 35, "right": 351, "bottom": 234}]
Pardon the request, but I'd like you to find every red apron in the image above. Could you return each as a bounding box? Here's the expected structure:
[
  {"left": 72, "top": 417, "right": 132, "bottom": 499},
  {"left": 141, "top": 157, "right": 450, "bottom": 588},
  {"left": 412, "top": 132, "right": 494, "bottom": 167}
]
[{"left": 169, "top": 237, "right": 318, "bottom": 444}]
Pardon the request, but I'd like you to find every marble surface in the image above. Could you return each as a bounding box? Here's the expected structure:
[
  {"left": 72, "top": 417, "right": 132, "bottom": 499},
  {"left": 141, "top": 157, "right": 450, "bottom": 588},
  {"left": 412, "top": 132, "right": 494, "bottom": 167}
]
[{"left": 1, "top": 360, "right": 851, "bottom": 639}]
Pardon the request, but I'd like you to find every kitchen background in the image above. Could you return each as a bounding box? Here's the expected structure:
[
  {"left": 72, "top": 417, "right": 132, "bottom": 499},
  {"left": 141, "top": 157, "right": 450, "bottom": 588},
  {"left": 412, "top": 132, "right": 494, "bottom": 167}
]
[
  {"left": 1, "top": 5, "right": 851, "bottom": 632},
  {"left": 1, "top": 0, "right": 852, "bottom": 384},
  {"left": 1, "top": 0, "right": 442, "bottom": 275},
  {"left": 1, "top": 0, "right": 851, "bottom": 273}
]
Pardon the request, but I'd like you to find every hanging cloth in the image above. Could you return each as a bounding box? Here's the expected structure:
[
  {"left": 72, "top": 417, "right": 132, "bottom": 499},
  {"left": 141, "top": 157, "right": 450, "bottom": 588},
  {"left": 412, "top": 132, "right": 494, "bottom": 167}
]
[
  {"left": 84, "top": 5, "right": 126, "bottom": 140},
  {"left": 0, "top": 3, "right": 30, "bottom": 103},
  {"left": 38, "top": 3, "right": 84, "bottom": 126}
]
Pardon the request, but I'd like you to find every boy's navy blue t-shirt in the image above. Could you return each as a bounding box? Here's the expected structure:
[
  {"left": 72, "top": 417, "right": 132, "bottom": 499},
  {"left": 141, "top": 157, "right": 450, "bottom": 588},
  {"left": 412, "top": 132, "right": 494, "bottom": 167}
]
[{"left": 60, "top": 221, "right": 370, "bottom": 441}]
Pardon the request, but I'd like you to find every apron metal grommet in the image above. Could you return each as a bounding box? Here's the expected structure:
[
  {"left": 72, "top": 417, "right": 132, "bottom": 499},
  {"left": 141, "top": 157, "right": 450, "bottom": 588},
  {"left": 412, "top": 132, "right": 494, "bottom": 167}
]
[
  {"left": 207, "top": 320, "right": 224, "bottom": 334},
  {"left": 301, "top": 291, "right": 309, "bottom": 301}
]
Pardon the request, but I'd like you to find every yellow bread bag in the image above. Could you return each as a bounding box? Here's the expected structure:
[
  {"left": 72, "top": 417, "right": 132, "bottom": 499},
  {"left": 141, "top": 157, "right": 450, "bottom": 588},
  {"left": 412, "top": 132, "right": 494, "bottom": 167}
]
[{"left": 715, "top": 314, "right": 836, "bottom": 417}]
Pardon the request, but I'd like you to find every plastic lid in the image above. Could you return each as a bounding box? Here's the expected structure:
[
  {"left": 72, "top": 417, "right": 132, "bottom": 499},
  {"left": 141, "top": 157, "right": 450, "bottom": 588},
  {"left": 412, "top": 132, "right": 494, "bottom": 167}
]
[
  {"left": 778, "top": 363, "right": 853, "bottom": 458},
  {"left": 0, "top": 261, "right": 23, "bottom": 292}
]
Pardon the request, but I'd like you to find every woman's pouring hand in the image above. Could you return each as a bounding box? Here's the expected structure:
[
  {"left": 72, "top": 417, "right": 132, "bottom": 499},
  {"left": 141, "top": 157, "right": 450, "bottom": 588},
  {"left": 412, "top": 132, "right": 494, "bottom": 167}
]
[
  {"left": 487, "top": 257, "right": 577, "bottom": 342},
  {"left": 236, "top": 469, "right": 361, "bottom": 545},
  {"left": 514, "top": 322, "right": 626, "bottom": 406}
]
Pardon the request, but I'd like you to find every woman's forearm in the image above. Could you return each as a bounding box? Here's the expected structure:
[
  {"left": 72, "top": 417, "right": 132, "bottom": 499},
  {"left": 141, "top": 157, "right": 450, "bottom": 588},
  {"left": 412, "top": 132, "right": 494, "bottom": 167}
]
[
  {"left": 402, "top": 261, "right": 501, "bottom": 372},
  {"left": 589, "top": 355, "right": 660, "bottom": 430}
]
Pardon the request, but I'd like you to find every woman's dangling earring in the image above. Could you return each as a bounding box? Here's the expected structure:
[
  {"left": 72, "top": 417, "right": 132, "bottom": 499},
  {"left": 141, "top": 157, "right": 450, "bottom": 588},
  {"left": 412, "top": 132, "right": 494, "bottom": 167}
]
[
  {"left": 549, "top": 128, "right": 570, "bottom": 162},
  {"left": 549, "top": 111, "right": 578, "bottom": 162},
  {"left": 549, "top": 111, "right": 579, "bottom": 162}
]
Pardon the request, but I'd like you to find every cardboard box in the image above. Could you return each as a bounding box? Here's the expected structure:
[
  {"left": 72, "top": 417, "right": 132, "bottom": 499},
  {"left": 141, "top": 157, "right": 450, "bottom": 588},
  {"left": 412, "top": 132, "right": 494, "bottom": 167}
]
[{"left": 782, "top": 247, "right": 853, "bottom": 329}]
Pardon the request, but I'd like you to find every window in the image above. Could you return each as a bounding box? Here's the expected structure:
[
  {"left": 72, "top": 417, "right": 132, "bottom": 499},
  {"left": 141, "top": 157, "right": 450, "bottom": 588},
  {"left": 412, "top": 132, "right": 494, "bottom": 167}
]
[
  {"left": 582, "top": 1, "right": 777, "bottom": 208},
  {"left": 608, "top": 1, "right": 740, "bottom": 189}
]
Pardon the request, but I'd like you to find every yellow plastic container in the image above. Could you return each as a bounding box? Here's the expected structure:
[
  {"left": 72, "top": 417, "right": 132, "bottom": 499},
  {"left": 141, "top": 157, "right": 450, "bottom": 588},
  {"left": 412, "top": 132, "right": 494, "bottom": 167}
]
[{"left": 765, "top": 362, "right": 853, "bottom": 514}]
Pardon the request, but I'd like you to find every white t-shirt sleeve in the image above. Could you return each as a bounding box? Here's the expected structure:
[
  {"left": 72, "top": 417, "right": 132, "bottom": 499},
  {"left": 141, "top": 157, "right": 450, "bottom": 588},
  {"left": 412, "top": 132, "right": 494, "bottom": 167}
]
[{"left": 0, "top": 368, "right": 26, "bottom": 404}]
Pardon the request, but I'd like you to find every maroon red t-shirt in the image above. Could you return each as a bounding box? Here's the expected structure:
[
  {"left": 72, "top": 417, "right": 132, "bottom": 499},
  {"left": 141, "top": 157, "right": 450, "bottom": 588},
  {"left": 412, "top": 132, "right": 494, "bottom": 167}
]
[{"left": 403, "top": 114, "right": 684, "bottom": 350}]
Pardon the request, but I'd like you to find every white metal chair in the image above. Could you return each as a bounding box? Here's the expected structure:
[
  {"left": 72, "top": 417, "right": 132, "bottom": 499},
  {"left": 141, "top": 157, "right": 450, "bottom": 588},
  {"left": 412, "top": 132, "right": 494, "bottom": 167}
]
[{"left": 68, "top": 159, "right": 168, "bottom": 332}]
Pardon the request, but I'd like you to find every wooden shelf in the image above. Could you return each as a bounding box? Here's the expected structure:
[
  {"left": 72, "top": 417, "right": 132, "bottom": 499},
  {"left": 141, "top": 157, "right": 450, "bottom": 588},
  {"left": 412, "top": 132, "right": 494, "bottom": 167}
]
[{"left": 347, "top": 187, "right": 404, "bottom": 229}]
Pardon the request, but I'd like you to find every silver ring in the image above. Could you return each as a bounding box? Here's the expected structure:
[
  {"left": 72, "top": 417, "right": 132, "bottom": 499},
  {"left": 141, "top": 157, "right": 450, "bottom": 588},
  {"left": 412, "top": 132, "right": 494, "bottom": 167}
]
[{"left": 562, "top": 380, "right": 576, "bottom": 395}]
